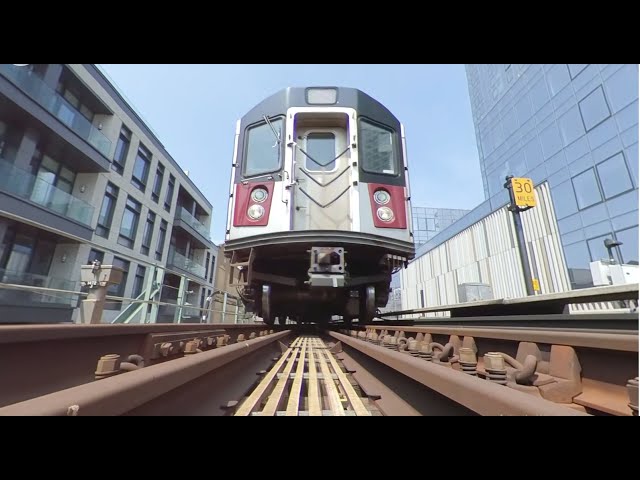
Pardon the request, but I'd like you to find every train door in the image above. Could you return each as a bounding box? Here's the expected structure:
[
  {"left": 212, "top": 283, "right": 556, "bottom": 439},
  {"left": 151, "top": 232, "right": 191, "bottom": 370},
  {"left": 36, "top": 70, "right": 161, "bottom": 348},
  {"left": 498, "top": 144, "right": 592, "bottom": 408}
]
[{"left": 292, "top": 114, "right": 352, "bottom": 231}]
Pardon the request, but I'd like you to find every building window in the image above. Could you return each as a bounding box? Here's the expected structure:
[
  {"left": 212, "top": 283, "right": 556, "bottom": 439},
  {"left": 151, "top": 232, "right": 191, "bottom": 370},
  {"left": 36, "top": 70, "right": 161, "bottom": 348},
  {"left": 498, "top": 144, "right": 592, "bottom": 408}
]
[
  {"left": 568, "top": 64, "right": 589, "bottom": 79},
  {"left": 596, "top": 153, "right": 633, "bottom": 200},
  {"left": 87, "top": 249, "right": 105, "bottom": 264},
  {"left": 164, "top": 174, "right": 175, "bottom": 212},
  {"left": 359, "top": 118, "right": 397, "bottom": 175},
  {"left": 571, "top": 168, "right": 602, "bottom": 210},
  {"left": 152, "top": 163, "right": 165, "bottom": 203},
  {"left": 56, "top": 83, "right": 95, "bottom": 123},
  {"left": 587, "top": 233, "right": 618, "bottom": 263},
  {"left": 568, "top": 152, "right": 634, "bottom": 215},
  {"left": 131, "top": 144, "right": 151, "bottom": 192},
  {"left": 551, "top": 180, "right": 579, "bottom": 220},
  {"left": 111, "top": 126, "right": 131, "bottom": 175},
  {"left": 118, "top": 196, "right": 142, "bottom": 249},
  {"left": 105, "top": 257, "right": 129, "bottom": 311},
  {"left": 96, "top": 183, "right": 119, "bottom": 238},
  {"left": 578, "top": 86, "right": 611, "bottom": 132},
  {"left": 205, "top": 251, "right": 211, "bottom": 280},
  {"left": 200, "top": 288, "right": 206, "bottom": 309},
  {"left": 132, "top": 265, "right": 146, "bottom": 298},
  {"left": 616, "top": 227, "right": 639, "bottom": 265},
  {"left": 209, "top": 255, "right": 215, "bottom": 283},
  {"left": 155, "top": 220, "right": 167, "bottom": 261},
  {"left": 0, "top": 221, "right": 57, "bottom": 278},
  {"left": 140, "top": 211, "right": 156, "bottom": 256},
  {"left": 0, "top": 119, "right": 21, "bottom": 162},
  {"left": 563, "top": 241, "right": 593, "bottom": 290},
  {"left": 426, "top": 218, "right": 436, "bottom": 231},
  {"left": 29, "top": 150, "right": 77, "bottom": 213}
]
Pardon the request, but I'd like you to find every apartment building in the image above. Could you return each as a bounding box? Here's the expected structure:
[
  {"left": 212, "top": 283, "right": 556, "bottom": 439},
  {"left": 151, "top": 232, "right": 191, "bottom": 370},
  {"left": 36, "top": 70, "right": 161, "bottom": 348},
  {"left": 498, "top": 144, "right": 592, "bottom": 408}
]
[{"left": 0, "top": 63, "right": 217, "bottom": 323}]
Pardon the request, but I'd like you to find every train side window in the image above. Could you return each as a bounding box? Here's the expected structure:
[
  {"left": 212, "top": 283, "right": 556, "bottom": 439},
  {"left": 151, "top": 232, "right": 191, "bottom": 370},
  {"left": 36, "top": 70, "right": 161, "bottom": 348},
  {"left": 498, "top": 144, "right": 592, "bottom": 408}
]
[
  {"left": 244, "top": 118, "right": 283, "bottom": 177},
  {"left": 359, "top": 119, "right": 397, "bottom": 176},
  {"left": 305, "top": 132, "right": 336, "bottom": 172}
]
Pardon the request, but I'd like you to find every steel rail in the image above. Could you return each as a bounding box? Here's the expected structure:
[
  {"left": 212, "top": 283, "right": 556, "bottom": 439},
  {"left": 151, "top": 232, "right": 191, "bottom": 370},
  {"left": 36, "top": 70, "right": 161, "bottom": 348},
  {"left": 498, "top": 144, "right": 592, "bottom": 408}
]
[
  {"left": 379, "top": 284, "right": 639, "bottom": 317},
  {"left": 330, "top": 331, "right": 589, "bottom": 416},
  {"left": 0, "top": 323, "right": 267, "bottom": 345},
  {"left": 363, "top": 325, "right": 638, "bottom": 352},
  {"left": 0, "top": 331, "right": 290, "bottom": 416}
]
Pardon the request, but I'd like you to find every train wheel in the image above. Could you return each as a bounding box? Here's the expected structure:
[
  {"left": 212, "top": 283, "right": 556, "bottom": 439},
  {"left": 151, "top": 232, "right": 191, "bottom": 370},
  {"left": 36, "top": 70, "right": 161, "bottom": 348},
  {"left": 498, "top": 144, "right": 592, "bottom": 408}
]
[
  {"left": 359, "top": 285, "right": 375, "bottom": 325},
  {"left": 261, "top": 285, "right": 273, "bottom": 325}
]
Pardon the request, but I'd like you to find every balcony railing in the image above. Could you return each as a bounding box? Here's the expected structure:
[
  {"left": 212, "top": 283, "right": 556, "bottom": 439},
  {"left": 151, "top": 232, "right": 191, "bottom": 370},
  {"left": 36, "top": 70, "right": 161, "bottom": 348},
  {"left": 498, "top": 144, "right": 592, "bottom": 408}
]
[
  {"left": 168, "top": 247, "right": 206, "bottom": 278},
  {"left": 0, "top": 268, "right": 79, "bottom": 307},
  {"left": 0, "top": 64, "right": 112, "bottom": 157},
  {"left": 0, "top": 156, "right": 94, "bottom": 226},
  {"left": 177, "top": 207, "right": 211, "bottom": 240}
]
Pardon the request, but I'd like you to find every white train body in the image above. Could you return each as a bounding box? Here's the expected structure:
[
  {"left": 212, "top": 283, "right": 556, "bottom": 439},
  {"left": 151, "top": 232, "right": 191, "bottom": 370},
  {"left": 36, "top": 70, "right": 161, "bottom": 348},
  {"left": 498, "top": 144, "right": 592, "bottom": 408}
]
[{"left": 224, "top": 87, "right": 414, "bottom": 325}]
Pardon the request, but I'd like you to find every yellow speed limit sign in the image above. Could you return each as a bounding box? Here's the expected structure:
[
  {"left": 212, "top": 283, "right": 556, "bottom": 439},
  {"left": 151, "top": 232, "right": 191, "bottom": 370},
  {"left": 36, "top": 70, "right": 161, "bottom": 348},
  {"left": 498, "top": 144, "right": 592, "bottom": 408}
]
[
  {"left": 532, "top": 278, "right": 540, "bottom": 292},
  {"left": 511, "top": 177, "right": 536, "bottom": 207}
]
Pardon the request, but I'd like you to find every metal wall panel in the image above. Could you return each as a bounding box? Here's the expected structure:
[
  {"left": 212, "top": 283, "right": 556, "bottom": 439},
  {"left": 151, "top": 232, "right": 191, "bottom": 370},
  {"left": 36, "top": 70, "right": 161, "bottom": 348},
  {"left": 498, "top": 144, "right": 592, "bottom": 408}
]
[{"left": 400, "top": 183, "right": 572, "bottom": 310}]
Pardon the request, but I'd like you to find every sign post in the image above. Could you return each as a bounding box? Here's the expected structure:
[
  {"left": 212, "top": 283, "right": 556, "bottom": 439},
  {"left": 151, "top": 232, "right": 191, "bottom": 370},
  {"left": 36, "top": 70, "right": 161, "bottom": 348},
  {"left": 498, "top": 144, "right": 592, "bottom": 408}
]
[{"left": 504, "top": 175, "right": 536, "bottom": 296}]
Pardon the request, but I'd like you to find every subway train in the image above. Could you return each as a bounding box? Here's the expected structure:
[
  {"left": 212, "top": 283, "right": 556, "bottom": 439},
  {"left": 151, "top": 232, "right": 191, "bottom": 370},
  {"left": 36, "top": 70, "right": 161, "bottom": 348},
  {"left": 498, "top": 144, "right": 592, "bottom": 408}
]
[{"left": 224, "top": 87, "right": 415, "bottom": 325}]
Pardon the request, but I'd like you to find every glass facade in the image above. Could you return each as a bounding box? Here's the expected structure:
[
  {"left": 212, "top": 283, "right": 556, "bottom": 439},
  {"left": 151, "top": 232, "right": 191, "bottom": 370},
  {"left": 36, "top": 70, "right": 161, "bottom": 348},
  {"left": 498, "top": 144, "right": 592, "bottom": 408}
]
[
  {"left": 412, "top": 206, "right": 470, "bottom": 246},
  {"left": 466, "top": 64, "right": 639, "bottom": 289}
]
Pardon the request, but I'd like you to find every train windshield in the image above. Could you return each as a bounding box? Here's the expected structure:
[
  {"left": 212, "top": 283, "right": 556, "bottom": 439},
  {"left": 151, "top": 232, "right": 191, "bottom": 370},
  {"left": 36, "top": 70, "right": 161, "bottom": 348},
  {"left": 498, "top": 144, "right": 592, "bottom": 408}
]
[
  {"left": 359, "top": 119, "right": 397, "bottom": 176},
  {"left": 244, "top": 118, "right": 283, "bottom": 177}
]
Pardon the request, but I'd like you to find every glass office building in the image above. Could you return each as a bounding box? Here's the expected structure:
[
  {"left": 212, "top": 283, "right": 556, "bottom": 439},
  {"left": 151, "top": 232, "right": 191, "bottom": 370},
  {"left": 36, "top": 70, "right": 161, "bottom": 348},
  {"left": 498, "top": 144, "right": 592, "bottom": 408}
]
[
  {"left": 466, "top": 64, "right": 638, "bottom": 289},
  {"left": 412, "top": 206, "right": 469, "bottom": 246}
]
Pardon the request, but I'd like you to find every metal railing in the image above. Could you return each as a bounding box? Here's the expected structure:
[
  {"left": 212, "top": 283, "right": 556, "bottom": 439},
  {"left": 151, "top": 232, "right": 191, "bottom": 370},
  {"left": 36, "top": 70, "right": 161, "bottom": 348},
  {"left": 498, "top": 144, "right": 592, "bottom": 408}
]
[
  {"left": 0, "top": 280, "right": 253, "bottom": 324},
  {"left": 176, "top": 207, "right": 211, "bottom": 240},
  {"left": 167, "top": 247, "right": 206, "bottom": 278},
  {"left": 0, "top": 269, "right": 79, "bottom": 307},
  {"left": 0, "top": 157, "right": 95, "bottom": 226},
  {"left": 0, "top": 64, "right": 112, "bottom": 157}
]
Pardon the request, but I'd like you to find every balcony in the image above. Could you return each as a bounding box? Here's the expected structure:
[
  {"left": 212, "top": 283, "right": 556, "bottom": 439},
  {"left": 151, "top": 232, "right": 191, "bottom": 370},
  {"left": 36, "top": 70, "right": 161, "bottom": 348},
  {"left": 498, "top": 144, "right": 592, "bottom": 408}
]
[
  {"left": 0, "top": 156, "right": 94, "bottom": 227},
  {"left": 0, "top": 268, "right": 79, "bottom": 307},
  {"left": 0, "top": 64, "right": 112, "bottom": 158},
  {"left": 174, "top": 206, "right": 212, "bottom": 246},
  {"left": 167, "top": 247, "right": 206, "bottom": 278}
]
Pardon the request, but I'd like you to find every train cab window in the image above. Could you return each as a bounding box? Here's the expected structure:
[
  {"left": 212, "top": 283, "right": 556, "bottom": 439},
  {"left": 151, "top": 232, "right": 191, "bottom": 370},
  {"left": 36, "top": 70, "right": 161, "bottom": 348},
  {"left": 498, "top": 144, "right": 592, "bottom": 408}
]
[
  {"left": 244, "top": 118, "right": 283, "bottom": 177},
  {"left": 359, "top": 119, "right": 397, "bottom": 175},
  {"left": 305, "top": 133, "right": 336, "bottom": 172}
]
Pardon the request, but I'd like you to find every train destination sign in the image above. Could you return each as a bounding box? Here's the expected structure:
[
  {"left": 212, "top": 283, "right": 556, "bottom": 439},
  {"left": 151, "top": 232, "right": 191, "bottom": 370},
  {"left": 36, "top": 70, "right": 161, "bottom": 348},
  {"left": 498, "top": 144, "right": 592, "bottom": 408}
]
[{"left": 511, "top": 177, "right": 536, "bottom": 208}]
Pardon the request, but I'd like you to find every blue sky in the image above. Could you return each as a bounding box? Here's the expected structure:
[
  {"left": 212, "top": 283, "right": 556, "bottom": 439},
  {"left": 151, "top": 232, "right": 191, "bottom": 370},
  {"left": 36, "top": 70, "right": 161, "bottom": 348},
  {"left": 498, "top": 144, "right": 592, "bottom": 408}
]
[{"left": 99, "top": 64, "right": 484, "bottom": 244}]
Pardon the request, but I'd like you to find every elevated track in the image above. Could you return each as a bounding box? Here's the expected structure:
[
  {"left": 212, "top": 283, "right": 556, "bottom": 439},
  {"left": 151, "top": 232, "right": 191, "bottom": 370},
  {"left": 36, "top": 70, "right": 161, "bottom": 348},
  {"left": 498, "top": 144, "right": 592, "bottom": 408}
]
[{"left": 0, "top": 284, "right": 637, "bottom": 416}]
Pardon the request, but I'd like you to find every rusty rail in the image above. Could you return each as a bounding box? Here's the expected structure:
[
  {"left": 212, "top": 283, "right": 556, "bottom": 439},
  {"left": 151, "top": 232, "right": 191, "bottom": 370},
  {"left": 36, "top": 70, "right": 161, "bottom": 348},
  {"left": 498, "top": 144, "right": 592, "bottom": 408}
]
[
  {"left": 0, "top": 331, "right": 290, "bottom": 416},
  {"left": 0, "top": 321, "right": 634, "bottom": 416},
  {"left": 330, "top": 331, "right": 588, "bottom": 416},
  {"left": 338, "top": 323, "right": 638, "bottom": 416},
  {"left": 0, "top": 323, "right": 274, "bottom": 408},
  {"left": 379, "top": 283, "right": 639, "bottom": 318},
  {"left": 363, "top": 325, "right": 638, "bottom": 352}
]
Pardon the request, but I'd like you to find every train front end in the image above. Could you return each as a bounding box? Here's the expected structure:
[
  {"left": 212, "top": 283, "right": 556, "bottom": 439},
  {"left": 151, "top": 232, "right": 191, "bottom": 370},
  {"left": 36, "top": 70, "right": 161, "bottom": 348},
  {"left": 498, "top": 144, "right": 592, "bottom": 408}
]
[{"left": 225, "top": 87, "right": 415, "bottom": 325}]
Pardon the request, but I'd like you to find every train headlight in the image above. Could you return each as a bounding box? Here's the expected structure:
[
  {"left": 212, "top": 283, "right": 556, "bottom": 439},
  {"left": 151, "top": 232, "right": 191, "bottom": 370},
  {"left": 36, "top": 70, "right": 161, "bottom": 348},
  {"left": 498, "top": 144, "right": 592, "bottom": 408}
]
[
  {"left": 251, "top": 187, "right": 268, "bottom": 203},
  {"left": 377, "top": 207, "right": 395, "bottom": 222},
  {"left": 373, "top": 189, "right": 391, "bottom": 205},
  {"left": 247, "top": 204, "right": 265, "bottom": 220}
]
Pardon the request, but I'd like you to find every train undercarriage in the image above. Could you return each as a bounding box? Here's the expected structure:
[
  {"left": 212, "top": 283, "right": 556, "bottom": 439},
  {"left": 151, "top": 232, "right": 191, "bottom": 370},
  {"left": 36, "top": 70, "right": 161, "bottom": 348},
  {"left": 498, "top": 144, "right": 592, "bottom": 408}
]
[{"left": 226, "top": 239, "right": 407, "bottom": 326}]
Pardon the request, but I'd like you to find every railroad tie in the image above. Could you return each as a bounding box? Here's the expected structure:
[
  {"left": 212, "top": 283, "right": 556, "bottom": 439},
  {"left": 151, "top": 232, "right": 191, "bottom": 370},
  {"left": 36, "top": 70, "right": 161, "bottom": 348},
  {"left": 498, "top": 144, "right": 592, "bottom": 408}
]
[{"left": 234, "top": 335, "right": 371, "bottom": 416}]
